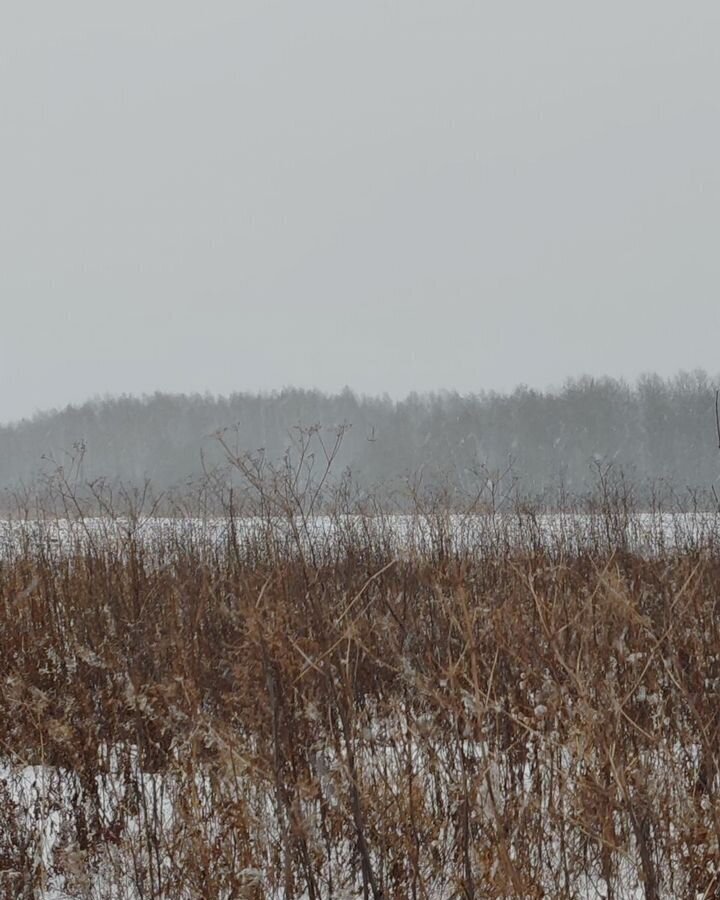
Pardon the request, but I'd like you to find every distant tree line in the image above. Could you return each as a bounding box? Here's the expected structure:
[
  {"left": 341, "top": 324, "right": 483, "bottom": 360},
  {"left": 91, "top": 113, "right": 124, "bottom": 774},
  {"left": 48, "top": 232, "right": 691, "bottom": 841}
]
[{"left": 1, "top": 370, "right": 719, "bottom": 506}]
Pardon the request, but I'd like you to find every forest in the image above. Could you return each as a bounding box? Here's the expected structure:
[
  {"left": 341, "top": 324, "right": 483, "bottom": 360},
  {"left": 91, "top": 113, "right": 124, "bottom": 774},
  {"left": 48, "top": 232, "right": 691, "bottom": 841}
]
[{"left": 1, "top": 369, "right": 718, "bottom": 505}]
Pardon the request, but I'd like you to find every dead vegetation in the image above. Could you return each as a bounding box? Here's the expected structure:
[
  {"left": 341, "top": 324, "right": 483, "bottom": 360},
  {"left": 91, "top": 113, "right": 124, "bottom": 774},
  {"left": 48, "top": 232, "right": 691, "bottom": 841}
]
[{"left": 0, "top": 440, "right": 719, "bottom": 898}]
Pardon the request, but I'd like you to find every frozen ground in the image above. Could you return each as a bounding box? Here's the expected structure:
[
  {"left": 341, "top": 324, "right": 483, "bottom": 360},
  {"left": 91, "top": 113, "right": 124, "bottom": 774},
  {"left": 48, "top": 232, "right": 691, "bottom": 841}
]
[
  {"left": 0, "top": 739, "right": 685, "bottom": 900},
  {"left": 2, "top": 510, "right": 720, "bottom": 559}
]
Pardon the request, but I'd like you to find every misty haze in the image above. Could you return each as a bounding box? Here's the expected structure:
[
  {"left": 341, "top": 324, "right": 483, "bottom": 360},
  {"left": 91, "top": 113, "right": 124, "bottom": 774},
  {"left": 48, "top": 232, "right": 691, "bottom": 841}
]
[
  {"left": 3, "top": 2, "right": 720, "bottom": 898},
  {"left": 2, "top": 372, "right": 720, "bottom": 508}
]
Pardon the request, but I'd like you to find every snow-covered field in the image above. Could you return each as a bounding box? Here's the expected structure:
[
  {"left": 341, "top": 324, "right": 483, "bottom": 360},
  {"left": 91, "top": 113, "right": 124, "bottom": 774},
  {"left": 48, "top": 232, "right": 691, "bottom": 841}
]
[
  {"left": 2, "top": 510, "right": 720, "bottom": 559},
  {"left": 0, "top": 740, "right": 687, "bottom": 899}
]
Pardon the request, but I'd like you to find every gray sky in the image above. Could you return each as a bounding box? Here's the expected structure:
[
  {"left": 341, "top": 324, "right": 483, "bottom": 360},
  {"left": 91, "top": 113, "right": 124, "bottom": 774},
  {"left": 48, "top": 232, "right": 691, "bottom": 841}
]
[{"left": 2, "top": 1, "right": 719, "bottom": 424}]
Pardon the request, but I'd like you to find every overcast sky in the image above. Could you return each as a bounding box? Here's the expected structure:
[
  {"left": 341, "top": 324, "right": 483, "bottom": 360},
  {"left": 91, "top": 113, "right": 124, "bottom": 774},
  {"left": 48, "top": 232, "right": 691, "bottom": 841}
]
[{"left": 2, "top": 1, "right": 719, "bottom": 424}]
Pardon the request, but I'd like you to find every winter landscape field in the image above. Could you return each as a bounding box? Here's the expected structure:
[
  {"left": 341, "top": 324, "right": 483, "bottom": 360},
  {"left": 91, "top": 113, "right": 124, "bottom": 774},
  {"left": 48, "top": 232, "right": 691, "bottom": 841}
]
[
  {"left": 6, "top": 0, "right": 720, "bottom": 895},
  {"left": 2, "top": 472, "right": 720, "bottom": 899}
]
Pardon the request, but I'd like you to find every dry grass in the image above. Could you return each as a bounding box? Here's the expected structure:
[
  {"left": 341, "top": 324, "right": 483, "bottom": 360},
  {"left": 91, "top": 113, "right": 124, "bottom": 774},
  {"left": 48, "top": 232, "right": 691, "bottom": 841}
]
[{"left": 0, "top": 453, "right": 719, "bottom": 898}]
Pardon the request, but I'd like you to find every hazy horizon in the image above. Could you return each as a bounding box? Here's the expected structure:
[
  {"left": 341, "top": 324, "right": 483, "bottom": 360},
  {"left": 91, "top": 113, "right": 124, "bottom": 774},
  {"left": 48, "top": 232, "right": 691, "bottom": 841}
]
[
  {"left": 2, "top": 370, "right": 719, "bottom": 501},
  {"left": 4, "top": 1, "right": 720, "bottom": 424},
  {"left": 4, "top": 366, "right": 720, "bottom": 430}
]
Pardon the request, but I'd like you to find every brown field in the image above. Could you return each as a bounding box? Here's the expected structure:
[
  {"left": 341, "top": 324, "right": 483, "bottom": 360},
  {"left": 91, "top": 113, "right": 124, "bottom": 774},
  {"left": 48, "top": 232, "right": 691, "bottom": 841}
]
[{"left": 1, "top": 463, "right": 719, "bottom": 898}]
